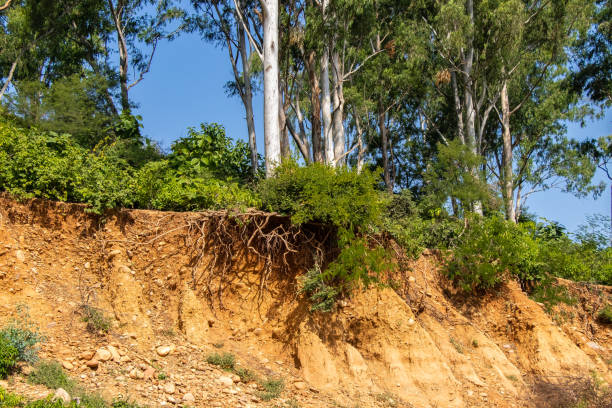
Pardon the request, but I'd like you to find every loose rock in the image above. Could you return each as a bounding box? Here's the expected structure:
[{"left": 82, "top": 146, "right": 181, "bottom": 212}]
[{"left": 53, "top": 388, "right": 71, "bottom": 404}]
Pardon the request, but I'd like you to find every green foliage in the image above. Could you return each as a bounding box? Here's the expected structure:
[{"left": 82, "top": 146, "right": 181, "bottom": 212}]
[
  {"left": 168, "top": 123, "right": 260, "bottom": 182},
  {"left": 300, "top": 231, "right": 392, "bottom": 312},
  {"left": 444, "top": 216, "right": 541, "bottom": 292},
  {"left": 80, "top": 306, "right": 111, "bottom": 334},
  {"left": 384, "top": 190, "right": 464, "bottom": 258},
  {"left": 260, "top": 161, "right": 386, "bottom": 229},
  {"left": 0, "top": 305, "right": 44, "bottom": 364},
  {"left": 257, "top": 378, "right": 284, "bottom": 401},
  {"left": 233, "top": 367, "right": 257, "bottom": 383},
  {"left": 424, "top": 141, "right": 493, "bottom": 214},
  {"left": 0, "top": 121, "right": 135, "bottom": 214},
  {"left": 530, "top": 281, "right": 577, "bottom": 312},
  {"left": 598, "top": 305, "right": 612, "bottom": 325},
  {"left": 299, "top": 264, "right": 340, "bottom": 313},
  {"left": 134, "top": 160, "right": 259, "bottom": 211},
  {"left": 205, "top": 353, "right": 235, "bottom": 371},
  {"left": 28, "top": 361, "right": 75, "bottom": 391},
  {"left": 0, "top": 386, "right": 23, "bottom": 406},
  {"left": 0, "top": 337, "right": 18, "bottom": 379}
]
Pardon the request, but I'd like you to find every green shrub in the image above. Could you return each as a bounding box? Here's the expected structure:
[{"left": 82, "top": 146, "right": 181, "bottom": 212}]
[
  {"left": 300, "top": 231, "right": 393, "bottom": 312},
  {"left": 28, "top": 361, "right": 75, "bottom": 391},
  {"left": 206, "top": 353, "right": 235, "bottom": 370},
  {"left": 0, "top": 337, "right": 18, "bottom": 379},
  {"left": 80, "top": 306, "right": 111, "bottom": 334},
  {"left": 0, "top": 305, "right": 44, "bottom": 364},
  {"left": 233, "top": 367, "right": 257, "bottom": 383},
  {"left": 0, "top": 386, "right": 23, "bottom": 406},
  {"left": 259, "top": 161, "right": 385, "bottom": 229},
  {"left": 168, "top": 123, "right": 260, "bottom": 183},
  {"left": 384, "top": 191, "right": 464, "bottom": 258},
  {"left": 299, "top": 264, "right": 340, "bottom": 313},
  {"left": 598, "top": 305, "right": 612, "bottom": 325},
  {"left": 257, "top": 378, "right": 284, "bottom": 401},
  {"left": 0, "top": 122, "right": 134, "bottom": 214},
  {"left": 134, "top": 160, "right": 259, "bottom": 211},
  {"left": 444, "top": 216, "right": 541, "bottom": 292}
]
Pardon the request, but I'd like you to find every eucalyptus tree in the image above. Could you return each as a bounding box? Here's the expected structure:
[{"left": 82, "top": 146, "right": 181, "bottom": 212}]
[
  {"left": 106, "top": 0, "right": 182, "bottom": 113},
  {"left": 190, "top": 0, "right": 261, "bottom": 175}
]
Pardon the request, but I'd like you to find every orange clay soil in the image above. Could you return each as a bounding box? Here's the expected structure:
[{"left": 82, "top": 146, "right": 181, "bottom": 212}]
[{"left": 0, "top": 195, "right": 610, "bottom": 408}]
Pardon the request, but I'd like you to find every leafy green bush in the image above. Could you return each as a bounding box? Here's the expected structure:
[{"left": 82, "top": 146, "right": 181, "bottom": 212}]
[
  {"left": 444, "top": 216, "right": 541, "bottom": 292},
  {"left": 257, "top": 378, "right": 284, "bottom": 401},
  {"left": 168, "top": 123, "right": 260, "bottom": 183},
  {"left": 299, "top": 264, "right": 340, "bottom": 313},
  {"left": 134, "top": 160, "right": 259, "bottom": 211},
  {"left": 0, "top": 337, "right": 18, "bottom": 379},
  {"left": 79, "top": 306, "right": 111, "bottom": 334},
  {"left": 205, "top": 353, "right": 235, "bottom": 370},
  {"left": 299, "top": 231, "right": 392, "bottom": 312},
  {"left": 0, "top": 122, "right": 134, "bottom": 214},
  {"left": 384, "top": 190, "right": 464, "bottom": 258},
  {"left": 260, "top": 161, "right": 386, "bottom": 229},
  {"left": 28, "top": 361, "right": 75, "bottom": 390},
  {"left": 0, "top": 386, "right": 23, "bottom": 406},
  {"left": 0, "top": 305, "right": 44, "bottom": 364}
]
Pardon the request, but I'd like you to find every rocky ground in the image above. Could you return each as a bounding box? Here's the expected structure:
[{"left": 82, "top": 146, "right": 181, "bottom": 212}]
[{"left": 0, "top": 195, "right": 610, "bottom": 407}]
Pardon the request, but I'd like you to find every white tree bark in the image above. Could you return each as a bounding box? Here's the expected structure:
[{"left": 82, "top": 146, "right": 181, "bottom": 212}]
[
  {"left": 262, "top": 0, "right": 281, "bottom": 177},
  {"left": 331, "top": 50, "right": 345, "bottom": 165},
  {"left": 463, "top": 0, "right": 483, "bottom": 215},
  {"left": 238, "top": 23, "right": 258, "bottom": 174},
  {"left": 501, "top": 76, "right": 516, "bottom": 222},
  {"left": 321, "top": 0, "right": 334, "bottom": 165},
  {"left": 0, "top": 59, "right": 17, "bottom": 102}
]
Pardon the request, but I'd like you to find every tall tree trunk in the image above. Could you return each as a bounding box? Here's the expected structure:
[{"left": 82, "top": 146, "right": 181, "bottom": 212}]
[
  {"left": 501, "top": 76, "right": 516, "bottom": 222},
  {"left": 463, "top": 0, "right": 483, "bottom": 215},
  {"left": 263, "top": 0, "right": 281, "bottom": 176},
  {"left": 306, "top": 51, "right": 323, "bottom": 163},
  {"left": 0, "top": 59, "right": 17, "bottom": 102},
  {"left": 279, "top": 86, "right": 291, "bottom": 159},
  {"left": 451, "top": 71, "right": 465, "bottom": 144},
  {"left": 109, "top": 0, "right": 130, "bottom": 113},
  {"left": 321, "top": 48, "right": 333, "bottom": 164},
  {"left": 331, "top": 50, "right": 345, "bottom": 165},
  {"left": 379, "top": 102, "right": 392, "bottom": 192},
  {"left": 238, "top": 24, "right": 258, "bottom": 175},
  {"left": 320, "top": 0, "right": 333, "bottom": 165}
]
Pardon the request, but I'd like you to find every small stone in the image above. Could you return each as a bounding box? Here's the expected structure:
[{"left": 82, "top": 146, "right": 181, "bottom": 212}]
[
  {"left": 183, "top": 393, "right": 195, "bottom": 403},
  {"left": 294, "top": 381, "right": 307, "bottom": 390},
  {"left": 85, "top": 360, "right": 99, "bottom": 369},
  {"left": 231, "top": 374, "right": 241, "bottom": 383},
  {"left": 62, "top": 361, "right": 74, "bottom": 370},
  {"left": 586, "top": 341, "right": 603, "bottom": 351},
  {"left": 84, "top": 262, "right": 91, "bottom": 269},
  {"left": 79, "top": 351, "right": 95, "bottom": 360},
  {"left": 129, "top": 368, "right": 144, "bottom": 380},
  {"left": 408, "top": 276, "right": 416, "bottom": 283},
  {"left": 107, "top": 345, "right": 121, "bottom": 362},
  {"left": 143, "top": 366, "right": 155, "bottom": 381},
  {"left": 253, "top": 328, "right": 263, "bottom": 336},
  {"left": 217, "top": 376, "right": 233, "bottom": 387},
  {"left": 95, "top": 348, "right": 112, "bottom": 362},
  {"left": 53, "top": 388, "right": 71, "bottom": 404},
  {"left": 467, "top": 390, "right": 474, "bottom": 397},
  {"left": 407, "top": 318, "right": 415, "bottom": 326},
  {"left": 156, "top": 346, "right": 172, "bottom": 357},
  {"left": 15, "top": 250, "right": 26, "bottom": 262},
  {"left": 163, "top": 382, "right": 176, "bottom": 394},
  {"left": 166, "top": 395, "right": 176, "bottom": 404}
]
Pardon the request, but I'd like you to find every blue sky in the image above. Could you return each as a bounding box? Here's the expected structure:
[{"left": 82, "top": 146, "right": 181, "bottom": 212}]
[{"left": 130, "top": 32, "right": 611, "bottom": 233}]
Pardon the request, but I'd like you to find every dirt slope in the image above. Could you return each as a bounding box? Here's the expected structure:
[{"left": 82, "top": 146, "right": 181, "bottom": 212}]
[{"left": 0, "top": 196, "right": 610, "bottom": 407}]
